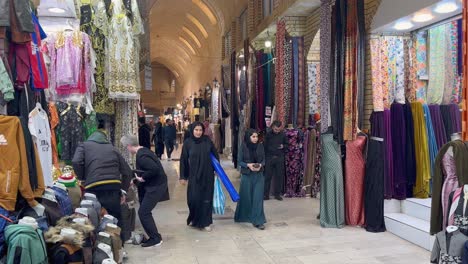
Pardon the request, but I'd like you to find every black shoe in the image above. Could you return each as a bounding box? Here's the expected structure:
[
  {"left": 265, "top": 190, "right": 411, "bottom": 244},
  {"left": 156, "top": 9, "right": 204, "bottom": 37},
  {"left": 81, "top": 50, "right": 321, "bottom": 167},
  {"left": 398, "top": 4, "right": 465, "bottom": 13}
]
[
  {"left": 275, "top": 196, "right": 283, "bottom": 201},
  {"left": 263, "top": 196, "right": 270, "bottom": 201},
  {"left": 141, "top": 238, "right": 163, "bottom": 248},
  {"left": 254, "top": 224, "right": 265, "bottom": 230}
]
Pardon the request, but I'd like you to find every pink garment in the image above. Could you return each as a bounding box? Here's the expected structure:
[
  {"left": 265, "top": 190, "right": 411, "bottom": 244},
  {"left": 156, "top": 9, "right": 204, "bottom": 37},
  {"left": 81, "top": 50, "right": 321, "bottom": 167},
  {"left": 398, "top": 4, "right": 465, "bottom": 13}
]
[
  {"left": 204, "top": 121, "right": 213, "bottom": 140},
  {"left": 442, "top": 153, "right": 460, "bottom": 228},
  {"left": 448, "top": 187, "right": 463, "bottom": 226}
]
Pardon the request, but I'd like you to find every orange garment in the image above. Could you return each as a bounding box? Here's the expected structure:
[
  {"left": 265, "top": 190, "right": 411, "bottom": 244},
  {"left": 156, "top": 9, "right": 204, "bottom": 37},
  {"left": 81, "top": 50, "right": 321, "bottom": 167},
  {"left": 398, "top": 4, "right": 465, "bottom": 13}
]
[
  {"left": 463, "top": 1, "right": 468, "bottom": 140},
  {"left": 344, "top": 136, "right": 367, "bottom": 226},
  {"left": 49, "top": 102, "right": 60, "bottom": 168},
  {"left": 0, "top": 116, "right": 39, "bottom": 211}
]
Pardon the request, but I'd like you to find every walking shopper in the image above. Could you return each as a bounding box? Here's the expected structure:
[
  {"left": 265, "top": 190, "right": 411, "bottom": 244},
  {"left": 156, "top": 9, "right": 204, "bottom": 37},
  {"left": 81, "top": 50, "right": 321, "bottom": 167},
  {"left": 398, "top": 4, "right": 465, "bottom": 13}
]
[
  {"left": 72, "top": 126, "right": 133, "bottom": 224},
  {"left": 121, "top": 135, "right": 168, "bottom": 247},
  {"left": 152, "top": 120, "right": 164, "bottom": 159},
  {"left": 162, "top": 119, "right": 177, "bottom": 160},
  {"left": 179, "top": 121, "right": 219, "bottom": 231},
  {"left": 264, "top": 120, "right": 288, "bottom": 201},
  {"left": 138, "top": 117, "right": 151, "bottom": 149},
  {"left": 235, "top": 129, "right": 267, "bottom": 230}
]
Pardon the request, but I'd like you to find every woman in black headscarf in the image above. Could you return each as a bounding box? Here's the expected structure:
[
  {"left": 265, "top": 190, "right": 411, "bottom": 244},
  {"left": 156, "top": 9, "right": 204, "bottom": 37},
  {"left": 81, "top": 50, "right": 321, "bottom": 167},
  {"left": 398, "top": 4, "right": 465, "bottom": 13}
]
[
  {"left": 179, "top": 121, "right": 219, "bottom": 231},
  {"left": 234, "top": 129, "right": 266, "bottom": 230}
]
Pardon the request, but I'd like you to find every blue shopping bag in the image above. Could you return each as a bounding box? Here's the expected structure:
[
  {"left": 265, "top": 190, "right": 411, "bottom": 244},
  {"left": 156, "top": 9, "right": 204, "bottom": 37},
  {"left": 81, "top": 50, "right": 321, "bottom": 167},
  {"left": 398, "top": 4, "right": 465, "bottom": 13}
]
[{"left": 213, "top": 176, "right": 226, "bottom": 215}]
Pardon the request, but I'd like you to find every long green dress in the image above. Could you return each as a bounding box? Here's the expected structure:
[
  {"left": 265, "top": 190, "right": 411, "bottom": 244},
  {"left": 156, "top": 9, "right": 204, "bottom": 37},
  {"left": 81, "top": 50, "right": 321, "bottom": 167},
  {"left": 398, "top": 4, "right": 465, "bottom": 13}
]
[
  {"left": 235, "top": 143, "right": 267, "bottom": 226},
  {"left": 319, "top": 134, "right": 345, "bottom": 228}
]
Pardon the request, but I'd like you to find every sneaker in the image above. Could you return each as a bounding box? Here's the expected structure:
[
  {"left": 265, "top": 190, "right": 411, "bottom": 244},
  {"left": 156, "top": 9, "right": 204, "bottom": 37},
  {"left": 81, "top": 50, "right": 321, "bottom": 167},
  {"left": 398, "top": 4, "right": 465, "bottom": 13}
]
[
  {"left": 141, "top": 238, "right": 163, "bottom": 248},
  {"left": 254, "top": 224, "right": 265, "bottom": 230},
  {"left": 274, "top": 196, "right": 283, "bottom": 201},
  {"left": 203, "top": 226, "right": 212, "bottom": 232}
]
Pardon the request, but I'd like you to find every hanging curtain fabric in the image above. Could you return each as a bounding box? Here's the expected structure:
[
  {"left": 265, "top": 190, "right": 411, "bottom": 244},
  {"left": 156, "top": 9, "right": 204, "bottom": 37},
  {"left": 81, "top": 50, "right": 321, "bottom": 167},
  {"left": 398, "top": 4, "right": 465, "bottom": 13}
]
[
  {"left": 370, "top": 38, "right": 385, "bottom": 111},
  {"left": 332, "top": 0, "right": 346, "bottom": 143},
  {"left": 411, "top": 102, "right": 431, "bottom": 198},
  {"left": 319, "top": 0, "right": 332, "bottom": 133},
  {"left": 387, "top": 37, "right": 397, "bottom": 105},
  {"left": 275, "top": 20, "right": 286, "bottom": 126},
  {"left": 356, "top": 0, "right": 365, "bottom": 129},
  {"left": 429, "top": 105, "right": 448, "bottom": 150},
  {"left": 308, "top": 63, "right": 321, "bottom": 116},
  {"left": 230, "top": 52, "right": 240, "bottom": 168},
  {"left": 444, "top": 21, "right": 460, "bottom": 104},
  {"left": 343, "top": 0, "right": 358, "bottom": 141},
  {"left": 256, "top": 51, "right": 265, "bottom": 130},
  {"left": 297, "top": 37, "right": 306, "bottom": 127},
  {"left": 115, "top": 100, "right": 138, "bottom": 167},
  {"left": 391, "top": 103, "right": 407, "bottom": 200},
  {"left": 312, "top": 129, "right": 322, "bottom": 198},
  {"left": 403, "top": 104, "right": 416, "bottom": 198},
  {"left": 383, "top": 109, "right": 394, "bottom": 199},
  {"left": 423, "top": 104, "right": 438, "bottom": 180},
  {"left": 284, "top": 129, "right": 305, "bottom": 197},
  {"left": 292, "top": 38, "right": 299, "bottom": 127},
  {"left": 405, "top": 38, "right": 416, "bottom": 102},
  {"left": 427, "top": 26, "right": 446, "bottom": 104},
  {"left": 415, "top": 32, "right": 428, "bottom": 102},
  {"left": 394, "top": 38, "right": 405, "bottom": 103},
  {"left": 284, "top": 39, "right": 293, "bottom": 126}
]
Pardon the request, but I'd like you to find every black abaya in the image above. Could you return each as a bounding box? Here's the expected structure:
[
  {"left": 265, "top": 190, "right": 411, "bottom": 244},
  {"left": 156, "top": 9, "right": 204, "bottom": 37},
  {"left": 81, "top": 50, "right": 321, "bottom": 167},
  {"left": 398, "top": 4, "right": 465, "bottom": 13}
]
[{"left": 180, "top": 136, "right": 219, "bottom": 228}]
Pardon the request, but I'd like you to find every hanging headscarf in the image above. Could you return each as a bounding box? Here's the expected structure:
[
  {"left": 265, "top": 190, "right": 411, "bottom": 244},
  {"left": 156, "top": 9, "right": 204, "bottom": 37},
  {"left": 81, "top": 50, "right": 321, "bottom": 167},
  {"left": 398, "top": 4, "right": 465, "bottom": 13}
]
[
  {"left": 190, "top": 121, "right": 205, "bottom": 144},
  {"left": 244, "top": 129, "right": 258, "bottom": 163}
]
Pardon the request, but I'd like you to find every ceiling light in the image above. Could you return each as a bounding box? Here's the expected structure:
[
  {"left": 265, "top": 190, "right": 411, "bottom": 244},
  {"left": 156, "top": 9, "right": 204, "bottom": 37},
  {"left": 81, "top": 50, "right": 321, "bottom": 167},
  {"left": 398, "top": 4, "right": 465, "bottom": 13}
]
[
  {"left": 239, "top": 54, "right": 244, "bottom": 58},
  {"left": 434, "top": 1, "right": 458, "bottom": 14},
  {"left": 242, "top": 66, "right": 246, "bottom": 71},
  {"left": 393, "top": 21, "right": 414, "bottom": 31},
  {"left": 48, "top": 7, "right": 66, "bottom": 13},
  {"left": 412, "top": 12, "right": 434, "bottom": 23},
  {"left": 265, "top": 40, "right": 272, "bottom": 48}
]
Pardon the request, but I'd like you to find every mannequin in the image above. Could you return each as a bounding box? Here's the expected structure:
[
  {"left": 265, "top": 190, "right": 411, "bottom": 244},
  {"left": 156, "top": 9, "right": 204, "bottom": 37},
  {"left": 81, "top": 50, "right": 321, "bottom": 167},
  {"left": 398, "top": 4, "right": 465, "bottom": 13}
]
[
  {"left": 45, "top": 226, "right": 85, "bottom": 264},
  {"left": 60, "top": 228, "right": 77, "bottom": 240},
  {"left": 451, "top": 133, "right": 461, "bottom": 141},
  {"left": 42, "top": 190, "right": 58, "bottom": 203},
  {"left": 105, "top": 223, "right": 122, "bottom": 263},
  {"left": 73, "top": 218, "right": 86, "bottom": 225},
  {"left": 99, "top": 215, "right": 118, "bottom": 232},
  {"left": 80, "top": 200, "right": 99, "bottom": 228},
  {"left": 84, "top": 193, "right": 97, "bottom": 200},
  {"left": 18, "top": 216, "right": 38, "bottom": 229}
]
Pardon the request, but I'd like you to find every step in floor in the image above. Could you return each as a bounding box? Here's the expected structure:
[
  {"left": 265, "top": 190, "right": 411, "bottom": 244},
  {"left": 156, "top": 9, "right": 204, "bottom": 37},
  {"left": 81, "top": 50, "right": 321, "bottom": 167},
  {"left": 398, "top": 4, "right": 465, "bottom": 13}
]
[
  {"left": 385, "top": 213, "right": 434, "bottom": 251},
  {"left": 402, "top": 198, "right": 432, "bottom": 222}
]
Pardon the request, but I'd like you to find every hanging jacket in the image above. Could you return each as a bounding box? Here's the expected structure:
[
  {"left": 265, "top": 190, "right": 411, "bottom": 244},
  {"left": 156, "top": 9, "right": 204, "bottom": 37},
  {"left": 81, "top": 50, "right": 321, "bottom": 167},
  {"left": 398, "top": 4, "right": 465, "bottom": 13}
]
[
  {"left": 4, "top": 224, "right": 48, "bottom": 264},
  {"left": 0, "top": 116, "right": 39, "bottom": 211},
  {"left": 45, "top": 225, "right": 85, "bottom": 264}
]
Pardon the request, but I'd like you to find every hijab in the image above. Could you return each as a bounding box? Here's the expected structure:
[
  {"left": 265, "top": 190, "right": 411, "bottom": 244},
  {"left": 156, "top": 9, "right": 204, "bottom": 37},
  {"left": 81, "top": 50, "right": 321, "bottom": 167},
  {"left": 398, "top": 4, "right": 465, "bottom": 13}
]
[
  {"left": 190, "top": 121, "right": 205, "bottom": 144},
  {"left": 244, "top": 129, "right": 258, "bottom": 162}
]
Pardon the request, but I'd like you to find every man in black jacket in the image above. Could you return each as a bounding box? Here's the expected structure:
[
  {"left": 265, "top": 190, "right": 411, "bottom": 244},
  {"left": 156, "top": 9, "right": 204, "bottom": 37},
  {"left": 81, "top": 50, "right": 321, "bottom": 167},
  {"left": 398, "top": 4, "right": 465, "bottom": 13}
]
[
  {"left": 264, "top": 120, "right": 288, "bottom": 201},
  {"left": 72, "top": 127, "right": 133, "bottom": 224},
  {"left": 138, "top": 117, "right": 151, "bottom": 149},
  {"left": 121, "top": 135, "right": 168, "bottom": 248},
  {"left": 162, "top": 119, "right": 177, "bottom": 160}
]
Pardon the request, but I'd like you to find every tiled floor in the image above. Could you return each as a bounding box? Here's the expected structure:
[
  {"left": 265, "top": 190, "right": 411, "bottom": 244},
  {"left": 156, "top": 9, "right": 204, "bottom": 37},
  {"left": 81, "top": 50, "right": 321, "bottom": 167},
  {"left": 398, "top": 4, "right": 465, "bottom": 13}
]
[{"left": 125, "top": 150, "right": 430, "bottom": 264}]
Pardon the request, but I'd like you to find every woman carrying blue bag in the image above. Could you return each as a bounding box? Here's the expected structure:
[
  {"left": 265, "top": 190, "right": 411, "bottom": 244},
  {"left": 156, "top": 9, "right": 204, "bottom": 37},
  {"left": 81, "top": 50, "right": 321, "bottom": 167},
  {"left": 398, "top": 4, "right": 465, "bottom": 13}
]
[
  {"left": 235, "top": 129, "right": 267, "bottom": 230},
  {"left": 179, "top": 121, "right": 219, "bottom": 232}
]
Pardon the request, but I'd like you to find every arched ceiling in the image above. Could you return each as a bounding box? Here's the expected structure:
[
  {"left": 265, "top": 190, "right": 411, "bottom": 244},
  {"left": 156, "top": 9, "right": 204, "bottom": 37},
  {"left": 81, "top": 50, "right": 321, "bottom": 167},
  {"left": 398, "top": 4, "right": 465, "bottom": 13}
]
[{"left": 149, "top": 0, "right": 247, "bottom": 97}]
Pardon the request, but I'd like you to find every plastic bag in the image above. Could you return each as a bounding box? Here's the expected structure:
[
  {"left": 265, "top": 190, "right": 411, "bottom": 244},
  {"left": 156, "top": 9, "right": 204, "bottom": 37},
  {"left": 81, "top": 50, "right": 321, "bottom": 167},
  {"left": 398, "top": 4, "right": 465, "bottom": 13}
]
[{"left": 213, "top": 176, "right": 226, "bottom": 215}]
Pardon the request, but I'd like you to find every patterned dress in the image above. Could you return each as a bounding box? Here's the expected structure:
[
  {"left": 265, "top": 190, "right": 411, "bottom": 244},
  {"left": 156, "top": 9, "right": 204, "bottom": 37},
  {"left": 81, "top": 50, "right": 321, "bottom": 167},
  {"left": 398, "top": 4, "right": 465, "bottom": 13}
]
[{"left": 284, "top": 129, "right": 305, "bottom": 198}]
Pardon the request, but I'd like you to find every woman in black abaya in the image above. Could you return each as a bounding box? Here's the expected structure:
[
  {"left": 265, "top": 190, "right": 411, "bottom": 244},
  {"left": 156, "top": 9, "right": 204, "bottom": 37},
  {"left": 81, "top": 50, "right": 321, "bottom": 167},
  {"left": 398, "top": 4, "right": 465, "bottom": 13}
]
[{"left": 179, "top": 121, "right": 219, "bottom": 231}]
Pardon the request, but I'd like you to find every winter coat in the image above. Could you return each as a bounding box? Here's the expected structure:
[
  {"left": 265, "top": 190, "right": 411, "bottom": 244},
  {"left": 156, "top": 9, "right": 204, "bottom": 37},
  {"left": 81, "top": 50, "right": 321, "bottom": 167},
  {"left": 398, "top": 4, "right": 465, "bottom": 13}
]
[{"left": 4, "top": 224, "right": 48, "bottom": 264}]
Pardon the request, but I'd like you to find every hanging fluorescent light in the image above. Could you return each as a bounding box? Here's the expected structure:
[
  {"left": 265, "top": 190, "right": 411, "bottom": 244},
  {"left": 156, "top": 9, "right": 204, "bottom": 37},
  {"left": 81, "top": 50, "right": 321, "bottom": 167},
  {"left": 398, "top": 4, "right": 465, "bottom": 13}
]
[
  {"left": 412, "top": 12, "right": 434, "bottom": 23},
  {"left": 393, "top": 21, "right": 414, "bottom": 31},
  {"left": 242, "top": 66, "right": 246, "bottom": 71},
  {"left": 265, "top": 40, "right": 272, "bottom": 48},
  {"left": 239, "top": 53, "right": 244, "bottom": 58},
  {"left": 434, "top": 1, "right": 458, "bottom": 14},
  {"left": 48, "top": 7, "right": 66, "bottom": 13}
]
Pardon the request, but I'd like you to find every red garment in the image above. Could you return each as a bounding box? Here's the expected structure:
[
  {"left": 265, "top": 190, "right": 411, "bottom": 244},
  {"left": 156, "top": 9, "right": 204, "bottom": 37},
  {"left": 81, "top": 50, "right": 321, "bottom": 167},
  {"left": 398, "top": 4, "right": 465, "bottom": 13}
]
[
  {"left": 344, "top": 135, "right": 367, "bottom": 226},
  {"left": 28, "top": 13, "right": 48, "bottom": 89},
  {"left": 8, "top": 42, "right": 30, "bottom": 89}
]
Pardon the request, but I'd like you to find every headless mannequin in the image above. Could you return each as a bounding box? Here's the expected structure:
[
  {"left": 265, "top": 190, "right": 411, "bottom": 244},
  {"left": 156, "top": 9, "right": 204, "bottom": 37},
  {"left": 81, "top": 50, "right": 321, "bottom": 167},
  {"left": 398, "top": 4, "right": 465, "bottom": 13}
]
[
  {"left": 43, "top": 189, "right": 58, "bottom": 203},
  {"left": 97, "top": 243, "right": 113, "bottom": 259},
  {"left": 84, "top": 193, "right": 97, "bottom": 200},
  {"left": 18, "top": 216, "right": 38, "bottom": 229},
  {"left": 32, "top": 204, "right": 45, "bottom": 217},
  {"left": 75, "top": 208, "right": 89, "bottom": 218},
  {"left": 447, "top": 225, "right": 459, "bottom": 233},
  {"left": 60, "top": 228, "right": 77, "bottom": 241}
]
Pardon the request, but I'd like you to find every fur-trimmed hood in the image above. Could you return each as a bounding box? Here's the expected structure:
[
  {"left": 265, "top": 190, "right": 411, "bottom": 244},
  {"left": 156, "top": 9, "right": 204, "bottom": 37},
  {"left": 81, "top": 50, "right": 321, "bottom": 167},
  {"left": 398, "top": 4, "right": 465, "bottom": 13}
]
[
  {"left": 45, "top": 226, "right": 85, "bottom": 247},
  {"left": 56, "top": 215, "right": 95, "bottom": 235}
]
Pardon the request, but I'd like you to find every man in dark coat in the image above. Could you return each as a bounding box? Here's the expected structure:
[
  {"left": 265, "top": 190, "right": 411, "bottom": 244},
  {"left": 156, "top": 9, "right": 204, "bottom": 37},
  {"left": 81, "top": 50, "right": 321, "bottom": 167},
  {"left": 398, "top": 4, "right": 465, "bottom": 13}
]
[
  {"left": 162, "top": 119, "right": 177, "bottom": 160},
  {"left": 72, "top": 128, "right": 133, "bottom": 224},
  {"left": 138, "top": 117, "right": 151, "bottom": 149},
  {"left": 151, "top": 119, "right": 164, "bottom": 159},
  {"left": 264, "top": 120, "right": 288, "bottom": 201}
]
